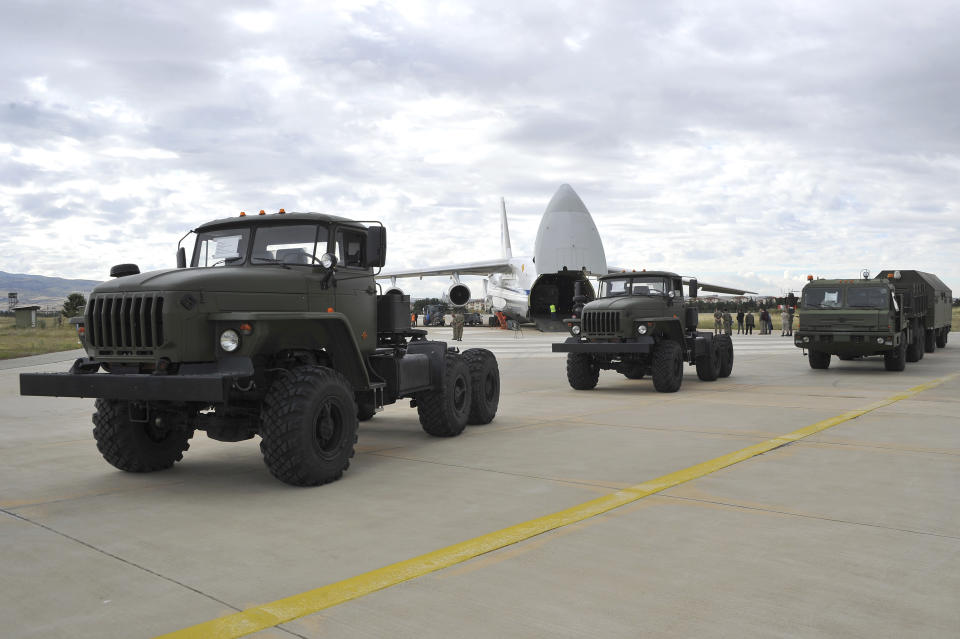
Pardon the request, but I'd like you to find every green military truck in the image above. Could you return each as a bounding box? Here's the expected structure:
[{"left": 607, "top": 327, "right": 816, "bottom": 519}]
[
  {"left": 552, "top": 272, "right": 740, "bottom": 393},
  {"left": 795, "top": 270, "right": 951, "bottom": 371},
  {"left": 20, "top": 211, "right": 500, "bottom": 486}
]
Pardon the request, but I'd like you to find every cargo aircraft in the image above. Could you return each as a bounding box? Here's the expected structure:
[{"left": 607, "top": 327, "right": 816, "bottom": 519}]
[{"left": 378, "top": 184, "right": 752, "bottom": 331}]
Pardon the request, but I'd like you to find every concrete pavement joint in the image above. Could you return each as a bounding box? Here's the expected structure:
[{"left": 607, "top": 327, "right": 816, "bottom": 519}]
[
  {"left": 155, "top": 370, "right": 959, "bottom": 639},
  {"left": 661, "top": 495, "right": 960, "bottom": 540}
]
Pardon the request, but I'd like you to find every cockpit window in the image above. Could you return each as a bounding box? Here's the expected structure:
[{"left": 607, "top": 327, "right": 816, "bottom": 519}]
[
  {"left": 250, "top": 224, "right": 328, "bottom": 266},
  {"left": 600, "top": 277, "right": 669, "bottom": 298},
  {"left": 846, "top": 286, "right": 888, "bottom": 309},
  {"left": 802, "top": 287, "right": 842, "bottom": 309},
  {"left": 192, "top": 229, "right": 250, "bottom": 267}
]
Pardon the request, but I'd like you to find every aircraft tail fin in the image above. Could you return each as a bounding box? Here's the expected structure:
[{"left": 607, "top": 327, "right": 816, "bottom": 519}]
[{"left": 500, "top": 197, "right": 513, "bottom": 259}]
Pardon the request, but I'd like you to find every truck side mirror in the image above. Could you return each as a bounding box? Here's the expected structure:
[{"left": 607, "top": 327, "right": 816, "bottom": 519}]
[
  {"left": 688, "top": 279, "right": 698, "bottom": 298},
  {"left": 365, "top": 226, "right": 387, "bottom": 268},
  {"left": 177, "top": 247, "right": 186, "bottom": 269}
]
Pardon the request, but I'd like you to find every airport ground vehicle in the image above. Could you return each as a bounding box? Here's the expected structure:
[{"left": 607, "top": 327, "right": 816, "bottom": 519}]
[
  {"left": 463, "top": 312, "right": 482, "bottom": 326},
  {"left": 20, "top": 211, "right": 500, "bottom": 486},
  {"left": 552, "top": 272, "right": 733, "bottom": 392},
  {"left": 423, "top": 304, "right": 447, "bottom": 326},
  {"left": 795, "top": 270, "right": 951, "bottom": 371}
]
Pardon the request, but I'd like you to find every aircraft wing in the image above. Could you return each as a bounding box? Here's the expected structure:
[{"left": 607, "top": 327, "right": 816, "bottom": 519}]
[
  {"left": 687, "top": 280, "right": 757, "bottom": 295},
  {"left": 377, "top": 258, "right": 514, "bottom": 279}
]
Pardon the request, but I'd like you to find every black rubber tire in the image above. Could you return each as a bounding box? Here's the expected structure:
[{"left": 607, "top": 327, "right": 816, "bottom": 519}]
[
  {"left": 808, "top": 349, "right": 831, "bottom": 369},
  {"left": 717, "top": 334, "right": 734, "bottom": 378},
  {"left": 92, "top": 399, "right": 193, "bottom": 472},
  {"left": 924, "top": 329, "right": 936, "bottom": 353},
  {"left": 884, "top": 337, "right": 907, "bottom": 371},
  {"left": 906, "top": 332, "right": 924, "bottom": 362},
  {"left": 622, "top": 364, "right": 645, "bottom": 380},
  {"left": 652, "top": 341, "right": 683, "bottom": 393},
  {"left": 566, "top": 353, "right": 599, "bottom": 390},
  {"left": 356, "top": 393, "right": 376, "bottom": 422},
  {"left": 417, "top": 353, "right": 472, "bottom": 437},
  {"left": 936, "top": 328, "right": 948, "bottom": 348},
  {"left": 259, "top": 366, "right": 358, "bottom": 486},
  {"left": 696, "top": 337, "right": 721, "bottom": 382},
  {"left": 462, "top": 348, "right": 500, "bottom": 425}
]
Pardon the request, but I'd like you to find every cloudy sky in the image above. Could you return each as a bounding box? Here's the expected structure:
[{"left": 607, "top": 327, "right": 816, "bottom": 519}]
[{"left": 2, "top": 0, "right": 958, "bottom": 297}]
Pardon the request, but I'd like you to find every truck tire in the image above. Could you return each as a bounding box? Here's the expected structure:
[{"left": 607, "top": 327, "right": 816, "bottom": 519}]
[
  {"left": 92, "top": 399, "right": 193, "bottom": 472},
  {"left": 566, "top": 353, "right": 599, "bottom": 390},
  {"left": 906, "top": 332, "right": 924, "bottom": 362},
  {"left": 652, "top": 341, "right": 683, "bottom": 393},
  {"left": 936, "top": 328, "right": 948, "bottom": 348},
  {"left": 623, "top": 364, "right": 645, "bottom": 380},
  {"left": 356, "top": 393, "right": 376, "bottom": 422},
  {"left": 717, "top": 334, "right": 734, "bottom": 378},
  {"left": 696, "top": 337, "right": 721, "bottom": 381},
  {"left": 417, "top": 353, "right": 472, "bottom": 437},
  {"left": 259, "top": 366, "right": 358, "bottom": 486},
  {"left": 924, "top": 329, "right": 936, "bottom": 353},
  {"left": 884, "top": 337, "right": 907, "bottom": 371},
  {"left": 463, "top": 348, "right": 500, "bottom": 425},
  {"left": 808, "top": 349, "right": 831, "bottom": 369}
]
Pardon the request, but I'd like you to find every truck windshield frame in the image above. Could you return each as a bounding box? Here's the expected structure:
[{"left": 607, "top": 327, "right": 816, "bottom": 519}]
[{"left": 600, "top": 277, "right": 669, "bottom": 298}]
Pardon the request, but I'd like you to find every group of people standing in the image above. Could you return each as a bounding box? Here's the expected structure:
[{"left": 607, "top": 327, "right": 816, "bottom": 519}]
[{"left": 714, "top": 306, "right": 795, "bottom": 336}]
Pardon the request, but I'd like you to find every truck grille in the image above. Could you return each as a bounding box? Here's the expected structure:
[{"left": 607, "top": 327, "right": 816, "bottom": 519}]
[
  {"left": 582, "top": 310, "right": 621, "bottom": 336},
  {"left": 86, "top": 294, "right": 165, "bottom": 351}
]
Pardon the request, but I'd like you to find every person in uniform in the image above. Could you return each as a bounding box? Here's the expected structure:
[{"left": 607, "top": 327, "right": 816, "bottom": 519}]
[
  {"left": 713, "top": 308, "right": 723, "bottom": 335},
  {"left": 783, "top": 305, "right": 795, "bottom": 336},
  {"left": 759, "top": 308, "right": 768, "bottom": 334},
  {"left": 745, "top": 311, "right": 755, "bottom": 335},
  {"left": 722, "top": 309, "right": 733, "bottom": 335},
  {"left": 736, "top": 309, "right": 744, "bottom": 334},
  {"left": 452, "top": 309, "right": 465, "bottom": 341}
]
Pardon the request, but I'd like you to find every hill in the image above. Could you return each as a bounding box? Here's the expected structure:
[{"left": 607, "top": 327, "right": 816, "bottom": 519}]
[{"left": 1, "top": 271, "right": 102, "bottom": 310}]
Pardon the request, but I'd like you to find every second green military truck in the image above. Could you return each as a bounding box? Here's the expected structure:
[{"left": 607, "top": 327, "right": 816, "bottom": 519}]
[
  {"left": 552, "top": 272, "right": 748, "bottom": 393},
  {"left": 795, "top": 269, "right": 952, "bottom": 370},
  {"left": 20, "top": 210, "right": 500, "bottom": 486}
]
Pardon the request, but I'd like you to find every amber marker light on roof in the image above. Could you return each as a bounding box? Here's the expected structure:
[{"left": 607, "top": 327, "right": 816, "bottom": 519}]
[
  {"left": 239, "top": 211, "right": 246, "bottom": 216},
  {"left": 259, "top": 210, "right": 266, "bottom": 215},
  {"left": 278, "top": 208, "right": 286, "bottom": 214},
  {"left": 807, "top": 275, "right": 814, "bottom": 281}
]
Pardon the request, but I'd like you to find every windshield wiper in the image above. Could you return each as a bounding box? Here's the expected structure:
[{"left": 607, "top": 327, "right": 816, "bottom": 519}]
[
  {"left": 251, "top": 257, "right": 291, "bottom": 269},
  {"left": 210, "top": 256, "right": 243, "bottom": 267}
]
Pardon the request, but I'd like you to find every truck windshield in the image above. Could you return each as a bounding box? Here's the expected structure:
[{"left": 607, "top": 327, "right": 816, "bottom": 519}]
[
  {"left": 802, "top": 287, "right": 842, "bottom": 309},
  {"left": 251, "top": 224, "right": 329, "bottom": 265},
  {"left": 845, "top": 286, "right": 888, "bottom": 309},
  {"left": 600, "top": 277, "right": 668, "bottom": 297},
  {"left": 192, "top": 228, "right": 251, "bottom": 267}
]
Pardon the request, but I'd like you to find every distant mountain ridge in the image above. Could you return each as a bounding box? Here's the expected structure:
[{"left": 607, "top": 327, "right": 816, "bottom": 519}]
[{"left": 1, "top": 271, "right": 102, "bottom": 309}]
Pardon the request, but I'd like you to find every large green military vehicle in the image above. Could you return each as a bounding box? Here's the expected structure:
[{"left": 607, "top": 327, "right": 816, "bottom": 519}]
[
  {"left": 552, "top": 272, "right": 737, "bottom": 393},
  {"left": 20, "top": 211, "right": 500, "bottom": 486},
  {"left": 794, "top": 269, "right": 951, "bottom": 371}
]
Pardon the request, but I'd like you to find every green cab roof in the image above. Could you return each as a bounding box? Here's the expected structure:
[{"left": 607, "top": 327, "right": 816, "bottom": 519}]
[
  {"left": 195, "top": 211, "right": 369, "bottom": 233},
  {"left": 599, "top": 270, "right": 680, "bottom": 280}
]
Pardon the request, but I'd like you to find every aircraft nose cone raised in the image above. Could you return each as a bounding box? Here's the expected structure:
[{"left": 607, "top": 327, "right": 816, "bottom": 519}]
[{"left": 544, "top": 183, "right": 589, "bottom": 215}]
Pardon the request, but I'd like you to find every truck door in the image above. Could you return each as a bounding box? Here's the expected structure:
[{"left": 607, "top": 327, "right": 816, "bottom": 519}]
[{"left": 330, "top": 226, "right": 377, "bottom": 353}]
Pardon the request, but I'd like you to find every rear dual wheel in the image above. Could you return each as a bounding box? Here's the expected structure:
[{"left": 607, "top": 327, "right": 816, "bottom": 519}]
[
  {"left": 936, "top": 328, "right": 948, "bottom": 348},
  {"left": 417, "top": 353, "right": 472, "bottom": 437}
]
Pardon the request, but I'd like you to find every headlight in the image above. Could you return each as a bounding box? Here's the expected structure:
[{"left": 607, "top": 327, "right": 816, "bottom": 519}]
[
  {"left": 802, "top": 336, "right": 810, "bottom": 343},
  {"left": 220, "top": 329, "right": 240, "bottom": 352},
  {"left": 319, "top": 252, "right": 337, "bottom": 269},
  {"left": 876, "top": 337, "right": 884, "bottom": 344},
  {"left": 637, "top": 324, "right": 648, "bottom": 335},
  {"left": 571, "top": 325, "right": 581, "bottom": 335}
]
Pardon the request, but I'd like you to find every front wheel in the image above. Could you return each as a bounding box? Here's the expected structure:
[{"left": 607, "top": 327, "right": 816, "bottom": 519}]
[
  {"left": 260, "top": 366, "right": 358, "bottom": 486},
  {"left": 93, "top": 400, "right": 194, "bottom": 472},
  {"left": 884, "top": 337, "right": 907, "bottom": 371},
  {"left": 566, "top": 353, "right": 600, "bottom": 390},
  {"left": 936, "top": 328, "right": 948, "bottom": 348},
  {"left": 808, "top": 349, "right": 831, "bottom": 369},
  {"left": 652, "top": 341, "right": 683, "bottom": 393}
]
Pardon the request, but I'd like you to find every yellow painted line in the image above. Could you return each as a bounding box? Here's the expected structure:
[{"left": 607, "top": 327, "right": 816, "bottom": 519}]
[{"left": 158, "top": 372, "right": 958, "bottom": 639}]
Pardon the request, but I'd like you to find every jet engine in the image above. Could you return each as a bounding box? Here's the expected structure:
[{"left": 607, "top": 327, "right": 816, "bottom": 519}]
[
  {"left": 444, "top": 282, "right": 471, "bottom": 307},
  {"left": 384, "top": 286, "right": 405, "bottom": 296}
]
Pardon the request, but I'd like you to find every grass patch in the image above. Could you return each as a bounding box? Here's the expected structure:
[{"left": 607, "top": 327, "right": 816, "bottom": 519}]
[{"left": 0, "top": 317, "right": 81, "bottom": 360}]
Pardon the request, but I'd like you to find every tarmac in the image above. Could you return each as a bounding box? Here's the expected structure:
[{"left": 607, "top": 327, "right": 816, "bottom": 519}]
[{"left": 1, "top": 328, "right": 957, "bottom": 638}]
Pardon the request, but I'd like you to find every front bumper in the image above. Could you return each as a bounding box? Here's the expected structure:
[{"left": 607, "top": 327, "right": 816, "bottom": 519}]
[
  {"left": 552, "top": 335, "right": 655, "bottom": 354},
  {"left": 794, "top": 331, "right": 899, "bottom": 355},
  {"left": 19, "top": 357, "right": 255, "bottom": 402}
]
